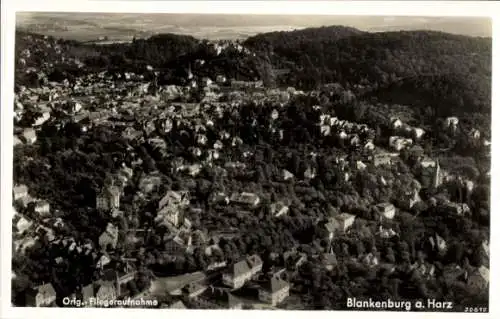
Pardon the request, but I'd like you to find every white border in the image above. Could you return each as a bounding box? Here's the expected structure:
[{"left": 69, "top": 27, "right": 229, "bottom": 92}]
[{"left": 1, "top": 1, "right": 499, "bottom": 319}]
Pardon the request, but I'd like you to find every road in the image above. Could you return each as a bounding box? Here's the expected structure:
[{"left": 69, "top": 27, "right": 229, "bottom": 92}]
[{"left": 145, "top": 269, "right": 223, "bottom": 297}]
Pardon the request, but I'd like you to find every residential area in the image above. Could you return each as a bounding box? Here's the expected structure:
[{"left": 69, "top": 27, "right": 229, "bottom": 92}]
[{"left": 11, "top": 19, "right": 491, "bottom": 311}]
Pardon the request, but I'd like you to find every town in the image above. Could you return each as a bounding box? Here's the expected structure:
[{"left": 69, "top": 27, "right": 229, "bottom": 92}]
[{"left": 11, "top": 24, "right": 491, "bottom": 311}]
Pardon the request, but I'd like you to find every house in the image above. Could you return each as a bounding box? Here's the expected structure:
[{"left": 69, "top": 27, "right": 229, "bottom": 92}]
[
  {"left": 14, "top": 215, "right": 33, "bottom": 235},
  {"left": 445, "top": 117, "right": 459, "bottom": 129},
  {"left": 205, "top": 244, "right": 223, "bottom": 257},
  {"left": 201, "top": 77, "right": 213, "bottom": 87},
  {"left": 222, "top": 255, "right": 262, "bottom": 289},
  {"left": 158, "top": 190, "right": 190, "bottom": 210},
  {"left": 258, "top": 276, "right": 290, "bottom": 306},
  {"left": 210, "top": 192, "right": 230, "bottom": 205},
  {"left": 196, "top": 134, "right": 208, "bottom": 145},
  {"left": 377, "top": 226, "right": 398, "bottom": 239},
  {"left": 96, "top": 185, "right": 121, "bottom": 211},
  {"left": 80, "top": 283, "right": 95, "bottom": 305},
  {"left": 223, "top": 259, "right": 253, "bottom": 289},
  {"left": 36, "top": 225, "right": 56, "bottom": 242},
  {"left": 322, "top": 253, "right": 337, "bottom": 271},
  {"left": 420, "top": 157, "right": 437, "bottom": 168},
  {"left": 409, "top": 145, "right": 425, "bottom": 160},
  {"left": 95, "top": 280, "right": 117, "bottom": 301},
  {"left": 183, "top": 282, "right": 208, "bottom": 298},
  {"left": 362, "top": 253, "right": 379, "bottom": 268},
  {"left": 282, "top": 169, "right": 294, "bottom": 181},
  {"left": 335, "top": 213, "right": 357, "bottom": 232},
  {"left": 410, "top": 261, "right": 435, "bottom": 279},
  {"left": 270, "top": 202, "right": 289, "bottom": 217},
  {"left": 156, "top": 205, "right": 182, "bottom": 227},
  {"left": 468, "top": 266, "right": 489, "bottom": 291},
  {"left": 443, "top": 201, "right": 470, "bottom": 216},
  {"left": 356, "top": 161, "right": 367, "bottom": 170},
  {"left": 482, "top": 240, "right": 490, "bottom": 259},
  {"left": 33, "top": 112, "right": 51, "bottom": 126},
  {"left": 216, "top": 75, "right": 227, "bottom": 84},
  {"left": 373, "top": 152, "right": 395, "bottom": 167},
  {"left": 364, "top": 141, "right": 375, "bottom": 150},
  {"left": 14, "top": 236, "right": 38, "bottom": 253},
  {"left": 13, "top": 185, "right": 27, "bottom": 201},
  {"left": 138, "top": 174, "right": 162, "bottom": 193},
  {"left": 350, "top": 135, "right": 361, "bottom": 146},
  {"left": 389, "top": 136, "right": 413, "bottom": 151},
  {"left": 230, "top": 192, "right": 260, "bottom": 207},
  {"left": 22, "top": 128, "right": 37, "bottom": 144},
  {"left": 207, "top": 261, "right": 227, "bottom": 271},
  {"left": 96, "top": 254, "right": 111, "bottom": 269},
  {"left": 324, "top": 213, "right": 357, "bottom": 238},
  {"left": 72, "top": 101, "right": 83, "bottom": 113},
  {"left": 429, "top": 233, "right": 448, "bottom": 255},
  {"left": 25, "top": 283, "right": 57, "bottom": 307},
  {"left": 390, "top": 117, "right": 403, "bottom": 129},
  {"left": 413, "top": 128, "right": 425, "bottom": 139},
  {"left": 271, "top": 109, "right": 279, "bottom": 120},
  {"left": 247, "top": 254, "right": 263, "bottom": 275},
  {"left": 99, "top": 223, "right": 119, "bottom": 250},
  {"left": 375, "top": 202, "right": 396, "bottom": 220},
  {"left": 14, "top": 135, "right": 23, "bottom": 146},
  {"left": 304, "top": 166, "right": 316, "bottom": 179},
  {"left": 284, "top": 251, "right": 307, "bottom": 270},
  {"left": 34, "top": 200, "right": 50, "bottom": 217}
]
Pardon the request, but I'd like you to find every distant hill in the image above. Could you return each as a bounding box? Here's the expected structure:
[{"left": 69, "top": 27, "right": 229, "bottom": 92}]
[
  {"left": 15, "top": 27, "right": 492, "bottom": 118},
  {"left": 244, "top": 25, "right": 366, "bottom": 48},
  {"left": 245, "top": 28, "right": 492, "bottom": 93}
]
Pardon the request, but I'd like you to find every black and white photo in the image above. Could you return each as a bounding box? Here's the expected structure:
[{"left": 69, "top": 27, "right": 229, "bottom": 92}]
[{"left": 1, "top": 2, "right": 497, "bottom": 317}]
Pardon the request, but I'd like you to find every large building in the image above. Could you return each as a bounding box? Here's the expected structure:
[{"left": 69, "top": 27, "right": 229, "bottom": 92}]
[
  {"left": 25, "top": 283, "right": 57, "bottom": 307},
  {"left": 258, "top": 276, "right": 290, "bottom": 306},
  {"left": 222, "top": 255, "right": 263, "bottom": 289}
]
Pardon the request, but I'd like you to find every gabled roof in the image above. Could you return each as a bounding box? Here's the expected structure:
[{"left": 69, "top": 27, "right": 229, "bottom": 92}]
[
  {"left": 230, "top": 260, "right": 251, "bottom": 277},
  {"left": 336, "top": 213, "right": 356, "bottom": 221},
  {"left": 477, "top": 266, "right": 489, "bottom": 283},
  {"left": 81, "top": 284, "right": 94, "bottom": 301},
  {"left": 36, "top": 283, "right": 56, "bottom": 299},
  {"left": 247, "top": 254, "right": 263, "bottom": 269},
  {"left": 13, "top": 184, "right": 28, "bottom": 194},
  {"left": 261, "top": 276, "right": 289, "bottom": 293},
  {"left": 376, "top": 202, "right": 395, "bottom": 212}
]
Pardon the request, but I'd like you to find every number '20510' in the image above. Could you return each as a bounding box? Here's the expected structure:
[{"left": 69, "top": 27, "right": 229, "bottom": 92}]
[{"left": 465, "top": 307, "right": 488, "bottom": 313}]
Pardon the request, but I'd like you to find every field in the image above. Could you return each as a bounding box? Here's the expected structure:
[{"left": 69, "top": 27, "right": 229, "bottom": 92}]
[{"left": 16, "top": 12, "right": 491, "bottom": 42}]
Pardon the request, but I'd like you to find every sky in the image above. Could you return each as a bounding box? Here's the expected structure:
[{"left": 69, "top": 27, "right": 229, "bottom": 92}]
[{"left": 16, "top": 12, "right": 492, "bottom": 41}]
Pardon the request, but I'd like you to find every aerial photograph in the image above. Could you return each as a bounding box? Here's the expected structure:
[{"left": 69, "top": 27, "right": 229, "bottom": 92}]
[{"left": 10, "top": 12, "right": 491, "bottom": 311}]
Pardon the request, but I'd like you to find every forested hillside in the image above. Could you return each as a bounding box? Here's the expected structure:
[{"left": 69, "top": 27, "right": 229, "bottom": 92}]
[{"left": 244, "top": 28, "right": 491, "bottom": 93}]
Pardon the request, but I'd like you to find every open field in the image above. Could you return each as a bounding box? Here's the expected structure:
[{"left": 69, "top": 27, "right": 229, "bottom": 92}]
[{"left": 16, "top": 12, "right": 491, "bottom": 41}]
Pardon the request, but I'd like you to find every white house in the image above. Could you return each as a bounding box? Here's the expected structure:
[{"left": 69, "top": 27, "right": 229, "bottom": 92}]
[
  {"left": 34, "top": 200, "right": 51, "bottom": 217},
  {"left": 258, "top": 276, "right": 290, "bottom": 306},
  {"left": 445, "top": 117, "right": 459, "bottom": 128},
  {"left": 15, "top": 215, "right": 33, "bottom": 235},
  {"left": 22, "top": 128, "right": 37, "bottom": 144},
  {"left": 13, "top": 184, "right": 28, "bottom": 201},
  {"left": 375, "top": 202, "right": 396, "bottom": 220},
  {"left": 270, "top": 202, "right": 289, "bottom": 217}
]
